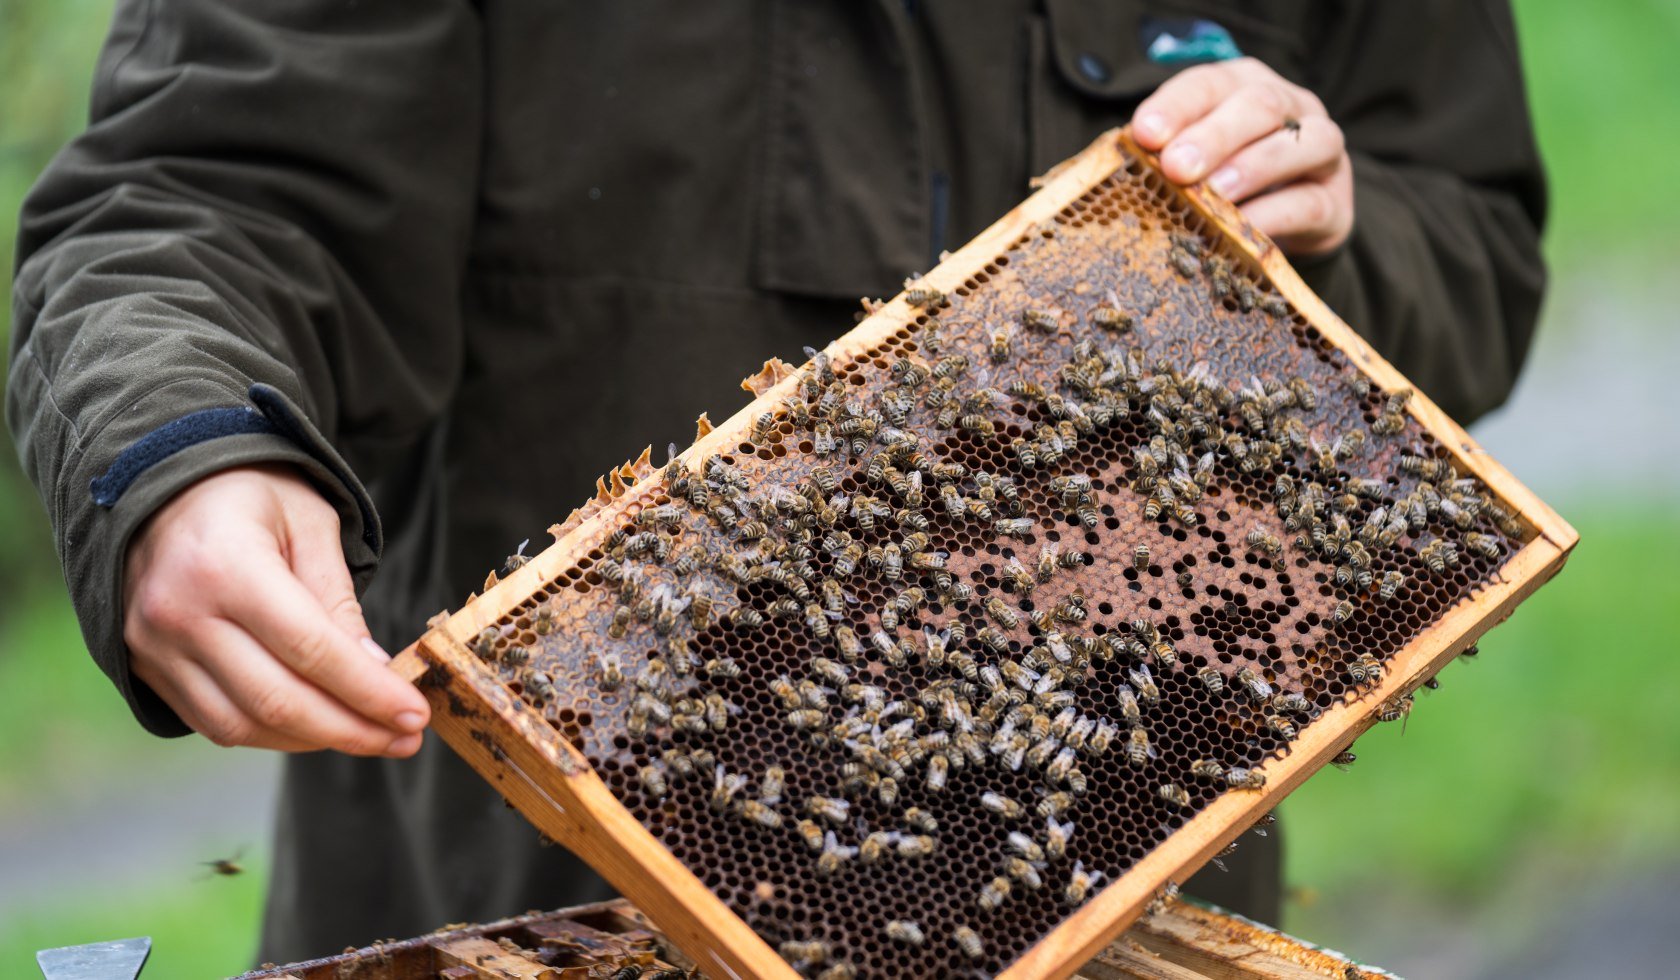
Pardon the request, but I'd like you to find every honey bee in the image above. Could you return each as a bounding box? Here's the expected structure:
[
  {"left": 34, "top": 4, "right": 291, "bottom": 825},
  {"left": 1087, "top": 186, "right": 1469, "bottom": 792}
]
[
  {"left": 1246, "top": 526, "right": 1283, "bottom": 556},
  {"left": 1190, "top": 759, "right": 1225, "bottom": 781},
  {"left": 977, "top": 876, "right": 1013, "bottom": 911},
  {"left": 1330, "top": 599, "right": 1354, "bottom": 626},
  {"left": 1346, "top": 653, "right": 1384, "bottom": 685},
  {"left": 607, "top": 605, "right": 633, "bottom": 639},
  {"left": 954, "top": 925, "right": 984, "bottom": 960},
  {"left": 737, "top": 799, "right": 783, "bottom": 828},
  {"left": 835, "top": 625, "right": 864, "bottom": 661},
  {"left": 1125, "top": 728, "right": 1155, "bottom": 767},
  {"left": 705, "top": 692, "right": 733, "bottom": 732},
  {"left": 1197, "top": 666, "right": 1225, "bottom": 695},
  {"left": 1128, "top": 664, "right": 1160, "bottom": 705},
  {"left": 1144, "top": 880, "right": 1181, "bottom": 917},
  {"left": 1158, "top": 782, "right": 1192, "bottom": 809},
  {"left": 980, "top": 596, "right": 1019, "bottom": 631},
  {"left": 1092, "top": 305, "right": 1133, "bottom": 332},
  {"left": 1376, "top": 693, "right": 1414, "bottom": 725},
  {"left": 1464, "top": 531, "right": 1502, "bottom": 560},
  {"left": 797, "top": 818, "right": 826, "bottom": 852},
  {"left": 885, "top": 920, "right": 926, "bottom": 946},
  {"left": 595, "top": 652, "right": 625, "bottom": 691},
  {"left": 1116, "top": 685, "right": 1142, "bottom": 727},
  {"left": 980, "top": 791, "right": 1025, "bottom": 820},
  {"left": 1170, "top": 246, "right": 1201, "bottom": 278},
  {"left": 1234, "top": 666, "right": 1272, "bottom": 703},
  {"left": 1271, "top": 692, "right": 1312, "bottom": 715},
  {"left": 807, "top": 795, "right": 850, "bottom": 825},
  {"left": 732, "top": 607, "right": 765, "bottom": 632},
  {"left": 779, "top": 939, "right": 833, "bottom": 967},
  {"left": 638, "top": 762, "right": 668, "bottom": 798},
  {"left": 932, "top": 354, "right": 970, "bottom": 379},
  {"left": 925, "top": 754, "right": 950, "bottom": 792},
  {"left": 787, "top": 708, "right": 825, "bottom": 730},
  {"left": 1020, "top": 307, "right": 1060, "bottom": 332},
  {"left": 995, "top": 517, "right": 1035, "bottom": 539},
  {"left": 1330, "top": 749, "right": 1357, "bottom": 771},
  {"left": 816, "top": 831, "right": 858, "bottom": 876},
  {"left": 1132, "top": 544, "right": 1151, "bottom": 573},
  {"left": 990, "top": 326, "right": 1013, "bottom": 363},
  {"left": 896, "top": 833, "right": 937, "bottom": 858},
  {"left": 1226, "top": 767, "right": 1266, "bottom": 790},
  {"left": 1004, "top": 856, "right": 1045, "bottom": 890},
  {"left": 907, "top": 810, "right": 947, "bottom": 833},
  {"left": 711, "top": 766, "right": 749, "bottom": 812},
  {"left": 1063, "top": 859, "right": 1105, "bottom": 906},
  {"left": 1378, "top": 569, "right": 1404, "bottom": 602},
  {"left": 1263, "top": 712, "right": 1297, "bottom": 740},
  {"left": 1044, "top": 815, "right": 1073, "bottom": 861}
]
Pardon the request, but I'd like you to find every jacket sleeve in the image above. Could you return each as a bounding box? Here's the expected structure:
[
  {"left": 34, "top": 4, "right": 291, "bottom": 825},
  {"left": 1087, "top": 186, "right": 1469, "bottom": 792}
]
[
  {"left": 6, "top": 0, "right": 482, "bottom": 735},
  {"left": 1293, "top": 0, "right": 1546, "bottom": 423}
]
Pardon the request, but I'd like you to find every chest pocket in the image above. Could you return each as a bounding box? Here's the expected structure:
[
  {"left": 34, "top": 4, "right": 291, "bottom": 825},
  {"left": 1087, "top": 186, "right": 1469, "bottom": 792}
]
[{"left": 1030, "top": 0, "right": 1313, "bottom": 175}]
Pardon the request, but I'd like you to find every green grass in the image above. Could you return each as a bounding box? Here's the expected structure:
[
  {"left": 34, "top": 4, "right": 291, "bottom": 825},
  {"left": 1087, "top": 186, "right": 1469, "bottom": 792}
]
[
  {"left": 1284, "top": 505, "right": 1680, "bottom": 901},
  {"left": 0, "top": 862, "right": 268, "bottom": 979}
]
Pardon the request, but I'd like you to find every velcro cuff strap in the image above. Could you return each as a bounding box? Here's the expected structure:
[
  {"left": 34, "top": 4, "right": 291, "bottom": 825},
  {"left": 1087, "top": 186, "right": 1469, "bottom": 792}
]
[{"left": 89, "top": 406, "right": 279, "bottom": 507}]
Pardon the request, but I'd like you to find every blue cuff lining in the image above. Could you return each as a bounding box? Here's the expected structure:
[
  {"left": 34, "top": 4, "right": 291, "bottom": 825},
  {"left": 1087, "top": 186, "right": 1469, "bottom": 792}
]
[{"left": 89, "top": 406, "right": 279, "bottom": 507}]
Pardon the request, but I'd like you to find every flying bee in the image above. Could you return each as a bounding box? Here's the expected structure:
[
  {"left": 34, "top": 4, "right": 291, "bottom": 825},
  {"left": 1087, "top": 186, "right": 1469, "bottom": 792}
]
[
  {"left": 954, "top": 926, "right": 984, "bottom": 961},
  {"left": 1158, "top": 782, "right": 1192, "bottom": 809},
  {"left": 1063, "top": 859, "right": 1105, "bottom": 906},
  {"left": 885, "top": 920, "right": 926, "bottom": 946},
  {"left": 978, "top": 876, "right": 1012, "bottom": 911},
  {"left": 1190, "top": 759, "right": 1225, "bottom": 781},
  {"left": 1124, "top": 728, "right": 1155, "bottom": 767}
]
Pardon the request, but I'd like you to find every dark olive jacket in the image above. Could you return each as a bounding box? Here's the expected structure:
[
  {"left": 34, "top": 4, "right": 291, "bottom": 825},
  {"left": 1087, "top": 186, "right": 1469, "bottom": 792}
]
[{"left": 9, "top": 0, "right": 1544, "bottom": 963}]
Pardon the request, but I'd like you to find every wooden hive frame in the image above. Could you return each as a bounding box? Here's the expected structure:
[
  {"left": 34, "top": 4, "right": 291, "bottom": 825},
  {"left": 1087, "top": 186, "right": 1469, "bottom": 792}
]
[{"left": 392, "top": 128, "right": 1576, "bottom": 980}]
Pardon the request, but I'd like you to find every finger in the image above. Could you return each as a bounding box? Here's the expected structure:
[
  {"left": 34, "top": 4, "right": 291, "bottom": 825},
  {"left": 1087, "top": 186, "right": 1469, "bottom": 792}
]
[
  {"left": 194, "top": 617, "right": 420, "bottom": 756},
  {"left": 1160, "top": 82, "right": 1304, "bottom": 185},
  {"left": 218, "top": 555, "right": 430, "bottom": 734},
  {"left": 1239, "top": 182, "right": 1347, "bottom": 253},
  {"left": 142, "top": 651, "right": 316, "bottom": 752},
  {"left": 1132, "top": 61, "right": 1246, "bottom": 149},
  {"left": 1206, "top": 116, "right": 1344, "bottom": 203}
]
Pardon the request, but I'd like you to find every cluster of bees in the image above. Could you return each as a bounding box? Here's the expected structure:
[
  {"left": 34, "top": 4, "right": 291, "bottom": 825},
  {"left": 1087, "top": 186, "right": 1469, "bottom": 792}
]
[{"left": 471, "top": 222, "right": 1517, "bottom": 978}]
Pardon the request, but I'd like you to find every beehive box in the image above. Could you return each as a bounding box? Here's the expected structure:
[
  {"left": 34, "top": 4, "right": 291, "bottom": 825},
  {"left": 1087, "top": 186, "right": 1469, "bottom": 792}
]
[
  {"left": 235, "top": 897, "right": 1396, "bottom": 979},
  {"left": 393, "top": 128, "right": 1575, "bottom": 980}
]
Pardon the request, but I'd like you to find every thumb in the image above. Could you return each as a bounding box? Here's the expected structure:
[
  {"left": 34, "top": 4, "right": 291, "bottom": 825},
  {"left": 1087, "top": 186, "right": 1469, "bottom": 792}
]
[{"left": 284, "top": 500, "right": 383, "bottom": 659}]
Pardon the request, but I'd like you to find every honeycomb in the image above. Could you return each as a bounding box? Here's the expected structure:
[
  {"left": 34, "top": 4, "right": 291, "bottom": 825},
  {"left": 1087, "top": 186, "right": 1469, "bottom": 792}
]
[{"left": 454, "top": 147, "right": 1531, "bottom": 979}]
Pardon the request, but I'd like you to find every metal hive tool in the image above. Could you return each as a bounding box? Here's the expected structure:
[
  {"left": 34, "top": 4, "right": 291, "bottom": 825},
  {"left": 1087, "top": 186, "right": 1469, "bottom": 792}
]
[{"left": 394, "top": 129, "right": 1576, "bottom": 980}]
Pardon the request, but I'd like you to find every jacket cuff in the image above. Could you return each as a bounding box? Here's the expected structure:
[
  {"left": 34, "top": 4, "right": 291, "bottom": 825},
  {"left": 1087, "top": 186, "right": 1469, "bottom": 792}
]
[{"left": 61, "top": 382, "right": 381, "bottom": 737}]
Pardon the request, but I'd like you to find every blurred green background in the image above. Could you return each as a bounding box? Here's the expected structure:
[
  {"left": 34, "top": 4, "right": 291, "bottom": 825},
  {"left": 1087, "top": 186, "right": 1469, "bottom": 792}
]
[{"left": 2, "top": 1, "right": 1677, "bottom": 977}]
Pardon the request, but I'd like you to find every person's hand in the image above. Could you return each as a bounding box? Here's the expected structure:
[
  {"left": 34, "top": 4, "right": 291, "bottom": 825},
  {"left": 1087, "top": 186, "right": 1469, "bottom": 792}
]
[
  {"left": 123, "top": 463, "right": 430, "bottom": 756},
  {"left": 1132, "top": 57, "right": 1353, "bottom": 257}
]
